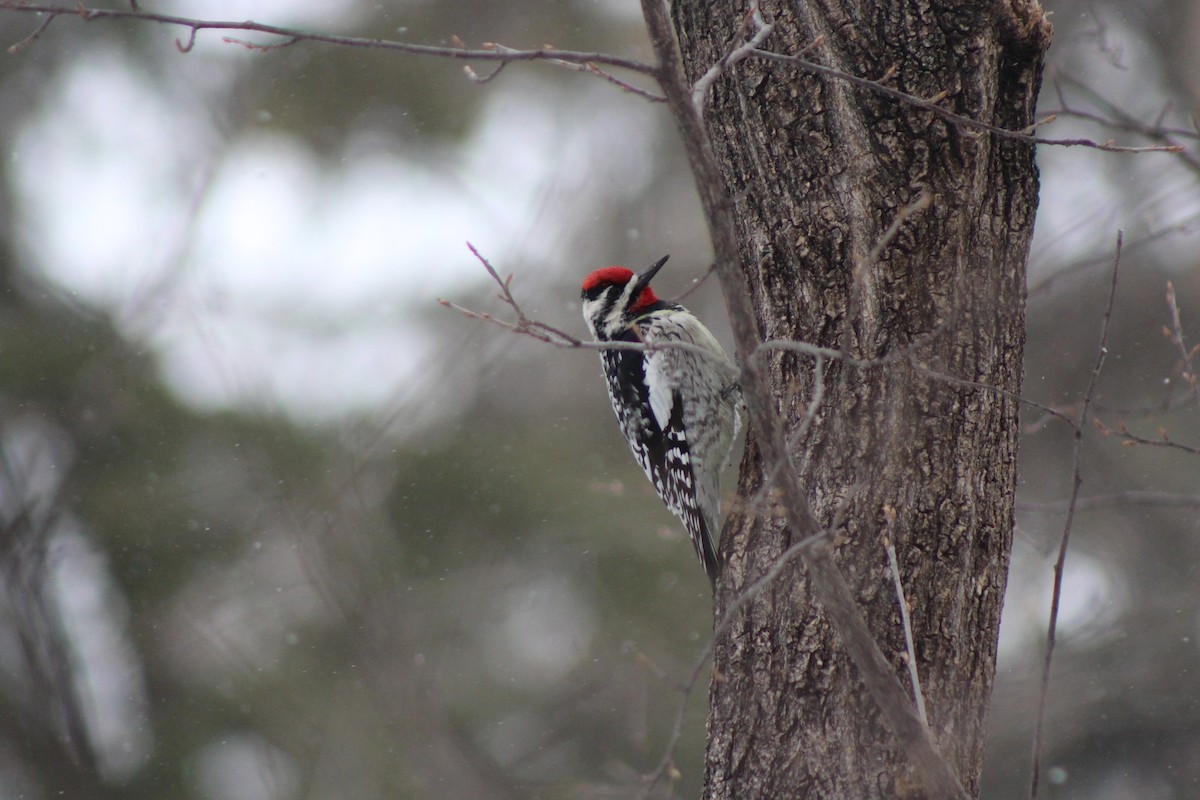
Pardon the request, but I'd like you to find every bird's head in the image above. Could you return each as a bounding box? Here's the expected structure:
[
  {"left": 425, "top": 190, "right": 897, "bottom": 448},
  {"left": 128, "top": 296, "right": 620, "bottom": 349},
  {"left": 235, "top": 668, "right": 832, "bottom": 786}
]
[{"left": 580, "top": 255, "right": 668, "bottom": 339}]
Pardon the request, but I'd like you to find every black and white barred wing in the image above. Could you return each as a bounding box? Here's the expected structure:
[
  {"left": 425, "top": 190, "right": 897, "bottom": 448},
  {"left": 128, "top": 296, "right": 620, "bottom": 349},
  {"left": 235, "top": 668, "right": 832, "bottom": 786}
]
[
  {"left": 645, "top": 382, "right": 719, "bottom": 578},
  {"left": 642, "top": 328, "right": 726, "bottom": 578},
  {"left": 601, "top": 341, "right": 720, "bottom": 579},
  {"left": 643, "top": 316, "right": 739, "bottom": 531}
]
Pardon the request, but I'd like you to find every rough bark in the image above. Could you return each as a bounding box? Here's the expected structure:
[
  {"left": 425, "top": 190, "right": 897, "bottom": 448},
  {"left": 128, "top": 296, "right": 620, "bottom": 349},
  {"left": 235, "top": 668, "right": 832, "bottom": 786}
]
[{"left": 670, "top": 2, "right": 1052, "bottom": 798}]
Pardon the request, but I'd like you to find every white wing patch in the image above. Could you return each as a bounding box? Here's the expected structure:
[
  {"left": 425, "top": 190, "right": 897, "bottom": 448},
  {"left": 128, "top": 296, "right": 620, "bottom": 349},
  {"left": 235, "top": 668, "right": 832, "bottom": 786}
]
[{"left": 645, "top": 352, "right": 674, "bottom": 433}]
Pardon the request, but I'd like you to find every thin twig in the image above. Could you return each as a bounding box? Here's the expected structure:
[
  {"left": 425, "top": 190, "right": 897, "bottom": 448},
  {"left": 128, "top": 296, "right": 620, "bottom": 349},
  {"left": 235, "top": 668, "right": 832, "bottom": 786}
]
[
  {"left": 1164, "top": 281, "right": 1200, "bottom": 405},
  {"left": 846, "top": 190, "right": 935, "bottom": 354},
  {"left": 751, "top": 49, "right": 1183, "bottom": 155},
  {"left": 545, "top": 60, "right": 666, "bottom": 102},
  {"left": 883, "top": 508, "right": 927, "bottom": 726},
  {"left": 1029, "top": 231, "right": 1123, "bottom": 800},
  {"left": 1112, "top": 424, "right": 1200, "bottom": 455},
  {"left": 1027, "top": 212, "right": 1200, "bottom": 298},
  {"left": 1017, "top": 491, "right": 1200, "bottom": 514},
  {"left": 223, "top": 34, "right": 300, "bottom": 52},
  {"left": 1050, "top": 72, "right": 1200, "bottom": 172},
  {"left": 440, "top": 245, "right": 740, "bottom": 376},
  {"left": 844, "top": 189, "right": 936, "bottom": 355},
  {"left": 669, "top": 262, "right": 718, "bottom": 304},
  {"left": 1044, "top": 105, "right": 1200, "bottom": 142},
  {"left": 743, "top": 355, "right": 826, "bottom": 521},
  {"left": 862, "top": 190, "right": 934, "bottom": 272},
  {"left": 912, "top": 365, "right": 1077, "bottom": 430},
  {"left": 6, "top": 11, "right": 54, "bottom": 53},
  {"left": 691, "top": 3, "right": 775, "bottom": 116},
  {"left": 0, "top": 2, "right": 657, "bottom": 74},
  {"left": 463, "top": 61, "right": 508, "bottom": 85}
]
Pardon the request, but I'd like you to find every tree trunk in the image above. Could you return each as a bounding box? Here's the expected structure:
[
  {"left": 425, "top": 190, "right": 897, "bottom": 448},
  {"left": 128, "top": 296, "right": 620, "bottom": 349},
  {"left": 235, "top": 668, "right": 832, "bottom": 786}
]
[{"left": 671, "top": 2, "right": 1051, "bottom": 797}]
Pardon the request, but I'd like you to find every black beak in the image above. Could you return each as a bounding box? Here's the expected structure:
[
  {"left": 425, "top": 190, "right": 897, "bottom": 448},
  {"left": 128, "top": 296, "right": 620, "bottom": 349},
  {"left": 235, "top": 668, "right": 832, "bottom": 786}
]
[{"left": 632, "top": 255, "right": 669, "bottom": 294}]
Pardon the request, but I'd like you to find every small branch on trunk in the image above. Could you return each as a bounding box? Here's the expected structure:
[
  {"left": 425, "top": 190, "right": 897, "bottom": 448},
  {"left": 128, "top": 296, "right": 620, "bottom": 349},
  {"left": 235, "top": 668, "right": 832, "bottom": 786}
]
[
  {"left": 691, "top": 2, "right": 775, "bottom": 117},
  {"left": 861, "top": 190, "right": 934, "bottom": 272},
  {"left": 548, "top": 60, "right": 666, "bottom": 102},
  {"left": 751, "top": 49, "right": 1183, "bottom": 155},
  {"left": 743, "top": 355, "right": 827, "bottom": 521},
  {"left": 883, "top": 510, "right": 928, "bottom": 726}
]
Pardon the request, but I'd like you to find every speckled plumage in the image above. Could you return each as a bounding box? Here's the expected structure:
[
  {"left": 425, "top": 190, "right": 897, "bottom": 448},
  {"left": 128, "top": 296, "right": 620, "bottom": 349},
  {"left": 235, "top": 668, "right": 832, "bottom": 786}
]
[{"left": 581, "top": 257, "right": 741, "bottom": 583}]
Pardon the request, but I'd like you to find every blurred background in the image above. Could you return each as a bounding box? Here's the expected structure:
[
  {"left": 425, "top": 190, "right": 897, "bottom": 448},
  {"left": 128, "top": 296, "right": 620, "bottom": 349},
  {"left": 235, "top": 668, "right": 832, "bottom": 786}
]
[{"left": 0, "top": 1, "right": 1197, "bottom": 798}]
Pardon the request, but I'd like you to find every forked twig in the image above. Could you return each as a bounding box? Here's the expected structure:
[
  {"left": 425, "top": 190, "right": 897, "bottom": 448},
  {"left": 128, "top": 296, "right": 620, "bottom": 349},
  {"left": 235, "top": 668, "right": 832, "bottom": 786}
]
[
  {"left": 1112, "top": 423, "right": 1200, "bottom": 455},
  {"left": 691, "top": 2, "right": 775, "bottom": 115}
]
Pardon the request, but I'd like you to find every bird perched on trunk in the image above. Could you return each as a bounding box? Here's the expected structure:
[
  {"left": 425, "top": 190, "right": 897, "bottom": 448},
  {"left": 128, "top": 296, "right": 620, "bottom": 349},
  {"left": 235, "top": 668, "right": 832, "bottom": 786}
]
[{"left": 580, "top": 255, "right": 741, "bottom": 585}]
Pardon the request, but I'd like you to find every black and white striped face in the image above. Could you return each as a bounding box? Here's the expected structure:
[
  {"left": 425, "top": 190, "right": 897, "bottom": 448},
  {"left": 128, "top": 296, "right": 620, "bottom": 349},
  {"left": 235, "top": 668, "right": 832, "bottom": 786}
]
[{"left": 580, "top": 256, "right": 669, "bottom": 340}]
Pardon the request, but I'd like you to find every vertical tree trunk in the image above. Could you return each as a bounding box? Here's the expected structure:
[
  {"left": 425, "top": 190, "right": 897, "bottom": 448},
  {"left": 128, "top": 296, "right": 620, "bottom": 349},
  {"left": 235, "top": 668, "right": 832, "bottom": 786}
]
[{"left": 671, "top": 2, "right": 1051, "bottom": 797}]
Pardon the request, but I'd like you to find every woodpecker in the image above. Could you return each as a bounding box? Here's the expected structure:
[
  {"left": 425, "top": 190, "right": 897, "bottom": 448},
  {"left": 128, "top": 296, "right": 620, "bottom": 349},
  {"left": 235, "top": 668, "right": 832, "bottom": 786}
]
[{"left": 581, "top": 255, "right": 741, "bottom": 585}]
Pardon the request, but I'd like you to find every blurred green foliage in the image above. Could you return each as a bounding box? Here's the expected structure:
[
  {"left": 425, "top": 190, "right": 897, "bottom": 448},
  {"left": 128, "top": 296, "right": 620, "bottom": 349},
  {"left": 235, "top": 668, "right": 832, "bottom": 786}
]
[{"left": 1, "top": 2, "right": 1199, "bottom": 800}]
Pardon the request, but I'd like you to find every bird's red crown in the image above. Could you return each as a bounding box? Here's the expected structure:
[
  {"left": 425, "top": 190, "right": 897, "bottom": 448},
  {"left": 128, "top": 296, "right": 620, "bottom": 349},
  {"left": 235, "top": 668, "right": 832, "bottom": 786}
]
[
  {"left": 581, "top": 266, "right": 633, "bottom": 292},
  {"left": 581, "top": 266, "right": 660, "bottom": 313}
]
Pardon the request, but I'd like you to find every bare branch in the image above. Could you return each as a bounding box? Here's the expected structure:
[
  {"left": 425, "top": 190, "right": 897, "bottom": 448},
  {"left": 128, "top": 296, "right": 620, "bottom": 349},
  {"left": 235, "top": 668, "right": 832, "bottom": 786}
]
[
  {"left": 547, "top": 59, "right": 666, "bottom": 102},
  {"left": 761, "top": 335, "right": 1079, "bottom": 433},
  {"left": 691, "top": 2, "right": 775, "bottom": 116},
  {"left": 0, "top": 2, "right": 657, "bottom": 75},
  {"left": 6, "top": 11, "right": 55, "bottom": 53},
  {"left": 668, "top": 262, "right": 718, "bottom": 304},
  {"left": 738, "top": 355, "right": 828, "bottom": 529},
  {"left": 439, "top": 245, "right": 740, "bottom": 377},
  {"left": 463, "top": 61, "right": 508, "bottom": 85},
  {"left": 862, "top": 190, "right": 933, "bottom": 273},
  {"left": 223, "top": 34, "right": 301, "bottom": 53},
  {"left": 751, "top": 49, "right": 1184, "bottom": 155},
  {"left": 1164, "top": 281, "right": 1200, "bottom": 406},
  {"left": 1028, "top": 213, "right": 1200, "bottom": 298},
  {"left": 1029, "top": 231, "right": 1123, "bottom": 800},
  {"left": 1112, "top": 423, "right": 1200, "bottom": 456},
  {"left": 1018, "top": 491, "right": 1200, "bottom": 514},
  {"left": 883, "top": 508, "right": 928, "bottom": 726},
  {"left": 1046, "top": 72, "right": 1200, "bottom": 172},
  {"left": 912, "top": 365, "right": 1078, "bottom": 431}
]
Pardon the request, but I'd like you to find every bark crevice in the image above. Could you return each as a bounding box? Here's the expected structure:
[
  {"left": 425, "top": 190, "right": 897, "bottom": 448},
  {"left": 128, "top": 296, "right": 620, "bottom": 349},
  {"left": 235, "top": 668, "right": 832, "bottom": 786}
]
[{"left": 668, "top": 1, "right": 1049, "bottom": 797}]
